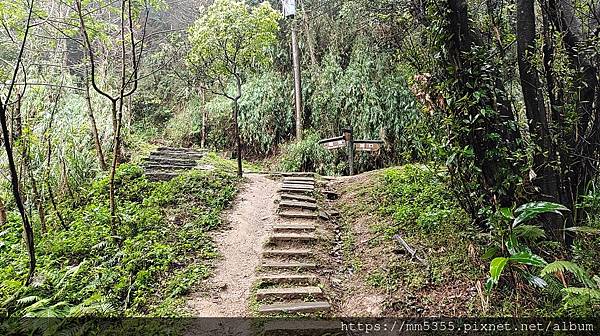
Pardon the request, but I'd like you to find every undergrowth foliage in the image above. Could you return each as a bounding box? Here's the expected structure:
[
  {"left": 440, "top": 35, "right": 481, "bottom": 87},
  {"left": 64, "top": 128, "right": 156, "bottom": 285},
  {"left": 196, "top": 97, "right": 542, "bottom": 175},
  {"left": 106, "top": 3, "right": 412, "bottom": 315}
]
[{"left": 0, "top": 164, "right": 238, "bottom": 319}]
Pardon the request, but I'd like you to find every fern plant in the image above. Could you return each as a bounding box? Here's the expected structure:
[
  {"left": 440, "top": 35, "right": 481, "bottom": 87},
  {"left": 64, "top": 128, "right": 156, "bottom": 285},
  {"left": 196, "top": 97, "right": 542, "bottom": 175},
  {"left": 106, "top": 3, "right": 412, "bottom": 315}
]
[
  {"left": 484, "top": 201, "right": 569, "bottom": 292},
  {"left": 541, "top": 257, "right": 600, "bottom": 316}
]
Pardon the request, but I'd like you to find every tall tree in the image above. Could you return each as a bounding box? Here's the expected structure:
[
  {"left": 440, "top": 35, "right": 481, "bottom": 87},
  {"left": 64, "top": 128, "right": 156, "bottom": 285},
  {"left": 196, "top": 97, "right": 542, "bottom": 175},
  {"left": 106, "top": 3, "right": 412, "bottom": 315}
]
[
  {"left": 76, "top": 0, "right": 148, "bottom": 234},
  {"left": 0, "top": 0, "right": 36, "bottom": 284},
  {"left": 516, "top": 0, "right": 561, "bottom": 237},
  {"left": 187, "top": 0, "right": 280, "bottom": 177}
]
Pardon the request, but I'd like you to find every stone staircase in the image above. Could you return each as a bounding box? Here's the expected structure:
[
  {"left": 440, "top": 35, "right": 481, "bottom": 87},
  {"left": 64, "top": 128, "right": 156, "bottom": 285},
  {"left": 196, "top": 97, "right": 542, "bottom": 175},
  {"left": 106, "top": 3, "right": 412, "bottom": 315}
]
[
  {"left": 142, "top": 147, "right": 208, "bottom": 181},
  {"left": 256, "top": 172, "right": 332, "bottom": 315}
]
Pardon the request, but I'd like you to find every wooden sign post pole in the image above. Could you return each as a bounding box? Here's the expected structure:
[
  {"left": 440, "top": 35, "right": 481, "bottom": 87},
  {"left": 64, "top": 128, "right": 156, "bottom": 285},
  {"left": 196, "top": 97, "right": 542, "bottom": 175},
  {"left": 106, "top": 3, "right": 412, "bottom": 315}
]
[
  {"left": 320, "top": 127, "right": 382, "bottom": 176},
  {"left": 343, "top": 127, "right": 354, "bottom": 176}
]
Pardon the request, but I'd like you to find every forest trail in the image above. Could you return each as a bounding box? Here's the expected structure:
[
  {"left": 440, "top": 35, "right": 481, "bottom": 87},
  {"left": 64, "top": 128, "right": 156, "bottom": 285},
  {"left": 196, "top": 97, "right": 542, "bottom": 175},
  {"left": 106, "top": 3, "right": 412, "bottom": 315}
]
[{"left": 186, "top": 174, "right": 278, "bottom": 317}]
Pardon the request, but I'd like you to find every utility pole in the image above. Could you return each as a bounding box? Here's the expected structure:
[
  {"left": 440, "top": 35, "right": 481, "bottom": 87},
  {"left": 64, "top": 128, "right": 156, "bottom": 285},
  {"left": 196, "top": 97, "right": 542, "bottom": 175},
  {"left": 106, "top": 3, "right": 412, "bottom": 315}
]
[{"left": 283, "top": 0, "right": 302, "bottom": 140}]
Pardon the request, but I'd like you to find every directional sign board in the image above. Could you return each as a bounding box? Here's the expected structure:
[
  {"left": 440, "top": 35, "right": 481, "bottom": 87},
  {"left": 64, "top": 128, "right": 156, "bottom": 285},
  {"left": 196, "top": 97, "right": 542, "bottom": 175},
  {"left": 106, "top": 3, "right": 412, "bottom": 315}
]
[
  {"left": 319, "top": 128, "right": 383, "bottom": 176},
  {"left": 282, "top": 0, "right": 296, "bottom": 17},
  {"left": 319, "top": 136, "right": 346, "bottom": 150},
  {"left": 354, "top": 140, "right": 383, "bottom": 152}
]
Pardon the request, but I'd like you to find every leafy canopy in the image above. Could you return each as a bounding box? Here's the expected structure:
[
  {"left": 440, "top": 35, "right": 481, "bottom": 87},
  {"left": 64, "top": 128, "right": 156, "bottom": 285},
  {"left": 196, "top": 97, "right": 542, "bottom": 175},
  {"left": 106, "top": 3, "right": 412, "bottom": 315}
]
[{"left": 187, "top": 0, "right": 280, "bottom": 94}]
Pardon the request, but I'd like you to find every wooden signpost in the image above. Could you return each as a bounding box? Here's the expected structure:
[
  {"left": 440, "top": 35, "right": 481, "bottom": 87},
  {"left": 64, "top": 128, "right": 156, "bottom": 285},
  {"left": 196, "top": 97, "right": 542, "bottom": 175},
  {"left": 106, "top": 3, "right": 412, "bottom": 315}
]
[
  {"left": 318, "top": 127, "right": 383, "bottom": 176},
  {"left": 319, "top": 135, "right": 346, "bottom": 150}
]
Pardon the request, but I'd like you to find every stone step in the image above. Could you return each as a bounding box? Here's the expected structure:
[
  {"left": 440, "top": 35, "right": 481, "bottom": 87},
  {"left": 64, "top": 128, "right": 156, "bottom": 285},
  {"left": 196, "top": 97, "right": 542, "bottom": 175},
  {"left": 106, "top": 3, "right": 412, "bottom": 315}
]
[
  {"left": 282, "top": 172, "right": 315, "bottom": 177},
  {"left": 282, "top": 183, "right": 314, "bottom": 190},
  {"left": 272, "top": 224, "right": 316, "bottom": 231},
  {"left": 278, "top": 211, "right": 318, "bottom": 219},
  {"left": 143, "top": 157, "right": 197, "bottom": 166},
  {"left": 143, "top": 164, "right": 194, "bottom": 171},
  {"left": 262, "top": 262, "right": 317, "bottom": 270},
  {"left": 279, "top": 188, "right": 314, "bottom": 194},
  {"left": 283, "top": 178, "right": 315, "bottom": 185},
  {"left": 282, "top": 177, "right": 315, "bottom": 182},
  {"left": 262, "top": 248, "right": 313, "bottom": 257},
  {"left": 256, "top": 286, "right": 322, "bottom": 300},
  {"left": 268, "top": 233, "right": 316, "bottom": 243},
  {"left": 150, "top": 152, "right": 204, "bottom": 160},
  {"left": 279, "top": 200, "right": 318, "bottom": 210},
  {"left": 263, "top": 320, "right": 339, "bottom": 335},
  {"left": 258, "top": 301, "right": 331, "bottom": 314},
  {"left": 156, "top": 147, "right": 206, "bottom": 153},
  {"left": 280, "top": 193, "right": 317, "bottom": 203},
  {"left": 259, "top": 274, "right": 317, "bottom": 285},
  {"left": 145, "top": 172, "right": 179, "bottom": 181}
]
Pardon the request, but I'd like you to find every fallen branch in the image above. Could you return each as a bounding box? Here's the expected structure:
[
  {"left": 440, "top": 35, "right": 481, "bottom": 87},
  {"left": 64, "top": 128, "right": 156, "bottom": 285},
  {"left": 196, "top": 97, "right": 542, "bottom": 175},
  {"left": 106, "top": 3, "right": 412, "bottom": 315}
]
[{"left": 393, "top": 234, "right": 428, "bottom": 266}]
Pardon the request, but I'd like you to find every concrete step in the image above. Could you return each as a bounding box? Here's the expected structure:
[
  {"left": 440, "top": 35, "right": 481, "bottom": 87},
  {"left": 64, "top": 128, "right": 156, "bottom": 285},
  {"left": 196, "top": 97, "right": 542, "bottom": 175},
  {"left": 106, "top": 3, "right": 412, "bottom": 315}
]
[
  {"left": 280, "top": 193, "right": 316, "bottom": 203},
  {"left": 145, "top": 172, "right": 179, "bottom": 181},
  {"left": 278, "top": 211, "right": 318, "bottom": 219},
  {"left": 150, "top": 152, "right": 204, "bottom": 160},
  {"left": 282, "top": 177, "right": 315, "bottom": 182},
  {"left": 156, "top": 147, "right": 207, "bottom": 153},
  {"left": 282, "top": 183, "right": 314, "bottom": 190},
  {"left": 259, "top": 274, "right": 317, "bottom": 285},
  {"left": 143, "top": 164, "right": 194, "bottom": 171},
  {"left": 279, "top": 188, "right": 314, "bottom": 194},
  {"left": 262, "top": 262, "right": 317, "bottom": 270},
  {"left": 268, "top": 233, "right": 316, "bottom": 243},
  {"left": 262, "top": 249, "right": 313, "bottom": 257},
  {"left": 283, "top": 178, "right": 315, "bottom": 185},
  {"left": 258, "top": 301, "right": 330, "bottom": 314},
  {"left": 143, "top": 157, "right": 197, "bottom": 166},
  {"left": 256, "top": 286, "right": 322, "bottom": 300},
  {"left": 272, "top": 224, "right": 316, "bottom": 231},
  {"left": 282, "top": 172, "right": 315, "bottom": 178},
  {"left": 279, "top": 200, "right": 318, "bottom": 210}
]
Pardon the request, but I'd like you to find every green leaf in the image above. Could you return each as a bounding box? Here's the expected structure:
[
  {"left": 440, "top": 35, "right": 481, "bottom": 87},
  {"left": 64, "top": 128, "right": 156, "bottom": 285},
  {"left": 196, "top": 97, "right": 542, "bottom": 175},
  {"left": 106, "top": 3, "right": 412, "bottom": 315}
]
[
  {"left": 487, "top": 257, "right": 509, "bottom": 291},
  {"left": 518, "top": 269, "right": 548, "bottom": 288},
  {"left": 482, "top": 246, "right": 499, "bottom": 260},
  {"left": 513, "top": 201, "right": 569, "bottom": 227},
  {"left": 509, "top": 252, "right": 547, "bottom": 267},
  {"left": 564, "top": 226, "right": 600, "bottom": 234},
  {"left": 506, "top": 232, "right": 520, "bottom": 254},
  {"left": 499, "top": 207, "right": 513, "bottom": 220}
]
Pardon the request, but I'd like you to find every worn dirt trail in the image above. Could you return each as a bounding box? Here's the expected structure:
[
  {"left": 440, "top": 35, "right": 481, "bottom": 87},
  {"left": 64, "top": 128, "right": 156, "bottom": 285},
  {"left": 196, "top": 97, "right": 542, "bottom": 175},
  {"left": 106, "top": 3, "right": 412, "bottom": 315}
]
[{"left": 186, "top": 174, "right": 277, "bottom": 319}]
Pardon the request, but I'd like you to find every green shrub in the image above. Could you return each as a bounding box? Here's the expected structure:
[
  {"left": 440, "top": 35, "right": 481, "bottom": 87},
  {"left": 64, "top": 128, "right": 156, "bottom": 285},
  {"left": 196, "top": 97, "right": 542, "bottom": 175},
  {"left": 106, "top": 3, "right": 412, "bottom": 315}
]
[
  {"left": 379, "top": 165, "right": 463, "bottom": 235},
  {"left": 0, "top": 162, "right": 239, "bottom": 320},
  {"left": 276, "top": 132, "right": 343, "bottom": 175}
]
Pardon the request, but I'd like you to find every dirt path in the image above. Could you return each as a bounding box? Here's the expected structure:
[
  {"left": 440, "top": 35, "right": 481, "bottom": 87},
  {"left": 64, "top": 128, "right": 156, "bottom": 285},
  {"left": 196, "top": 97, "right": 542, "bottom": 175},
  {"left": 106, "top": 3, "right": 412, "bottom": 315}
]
[{"left": 186, "top": 174, "right": 277, "bottom": 317}]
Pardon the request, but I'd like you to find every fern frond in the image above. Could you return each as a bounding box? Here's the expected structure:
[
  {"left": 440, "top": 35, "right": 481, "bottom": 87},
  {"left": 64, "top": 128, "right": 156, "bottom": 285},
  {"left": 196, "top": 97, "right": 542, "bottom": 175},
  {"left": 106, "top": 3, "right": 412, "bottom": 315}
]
[
  {"left": 562, "top": 287, "right": 600, "bottom": 300},
  {"left": 541, "top": 260, "right": 595, "bottom": 287},
  {"left": 22, "top": 298, "right": 51, "bottom": 312},
  {"left": 16, "top": 295, "right": 41, "bottom": 305},
  {"left": 514, "top": 224, "right": 546, "bottom": 240}
]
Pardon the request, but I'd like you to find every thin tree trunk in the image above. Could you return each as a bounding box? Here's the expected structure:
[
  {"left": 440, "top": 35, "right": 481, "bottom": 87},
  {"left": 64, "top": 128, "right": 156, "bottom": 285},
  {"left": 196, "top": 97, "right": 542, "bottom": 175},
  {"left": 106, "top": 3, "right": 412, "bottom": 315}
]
[
  {"left": 234, "top": 77, "right": 243, "bottom": 177},
  {"left": 83, "top": 69, "right": 107, "bottom": 171},
  {"left": 1, "top": 101, "right": 35, "bottom": 285},
  {"left": 109, "top": 100, "right": 119, "bottom": 237},
  {"left": 28, "top": 169, "right": 46, "bottom": 234},
  {"left": 46, "top": 179, "right": 67, "bottom": 231},
  {"left": 60, "top": 158, "right": 74, "bottom": 200},
  {"left": 0, "top": 197, "right": 6, "bottom": 226},
  {"left": 200, "top": 88, "right": 207, "bottom": 149}
]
